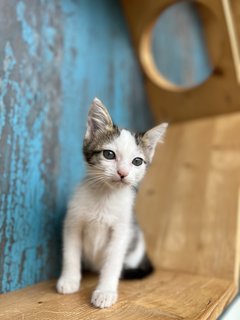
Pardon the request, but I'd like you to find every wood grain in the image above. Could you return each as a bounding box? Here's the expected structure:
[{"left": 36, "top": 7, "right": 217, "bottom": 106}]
[
  {"left": 135, "top": 112, "right": 240, "bottom": 318},
  {"left": 0, "top": 271, "right": 235, "bottom": 320},
  {"left": 137, "top": 112, "right": 240, "bottom": 282}
]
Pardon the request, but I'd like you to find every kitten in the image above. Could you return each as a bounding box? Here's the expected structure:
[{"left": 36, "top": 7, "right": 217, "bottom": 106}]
[{"left": 56, "top": 98, "right": 168, "bottom": 308}]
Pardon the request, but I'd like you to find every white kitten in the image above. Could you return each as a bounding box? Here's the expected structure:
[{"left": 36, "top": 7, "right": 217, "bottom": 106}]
[{"left": 56, "top": 98, "right": 168, "bottom": 308}]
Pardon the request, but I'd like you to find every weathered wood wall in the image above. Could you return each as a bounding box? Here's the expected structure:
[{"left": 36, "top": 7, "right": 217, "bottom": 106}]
[
  {"left": 0, "top": 0, "right": 151, "bottom": 293},
  {"left": 0, "top": 0, "right": 209, "bottom": 293}
]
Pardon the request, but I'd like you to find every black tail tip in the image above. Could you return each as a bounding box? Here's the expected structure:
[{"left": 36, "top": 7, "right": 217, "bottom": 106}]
[{"left": 121, "top": 254, "right": 154, "bottom": 280}]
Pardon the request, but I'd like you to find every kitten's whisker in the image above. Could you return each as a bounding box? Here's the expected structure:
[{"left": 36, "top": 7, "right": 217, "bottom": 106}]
[{"left": 86, "top": 175, "right": 109, "bottom": 188}]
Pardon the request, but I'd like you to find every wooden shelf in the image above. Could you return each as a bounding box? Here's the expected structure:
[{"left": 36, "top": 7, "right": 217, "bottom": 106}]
[{"left": 0, "top": 270, "right": 236, "bottom": 320}]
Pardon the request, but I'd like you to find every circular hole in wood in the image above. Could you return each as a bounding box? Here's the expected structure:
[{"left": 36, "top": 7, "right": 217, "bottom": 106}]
[{"left": 140, "top": 1, "right": 223, "bottom": 91}]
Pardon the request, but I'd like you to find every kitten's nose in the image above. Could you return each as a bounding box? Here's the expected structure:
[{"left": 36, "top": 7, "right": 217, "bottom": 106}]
[{"left": 117, "top": 170, "right": 129, "bottom": 179}]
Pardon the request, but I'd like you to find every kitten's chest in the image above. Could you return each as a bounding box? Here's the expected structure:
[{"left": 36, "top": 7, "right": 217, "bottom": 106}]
[
  {"left": 79, "top": 186, "right": 134, "bottom": 270},
  {"left": 82, "top": 221, "right": 110, "bottom": 271},
  {"left": 83, "top": 187, "right": 133, "bottom": 225},
  {"left": 82, "top": 197, "right": 117, "bottom": 269}
]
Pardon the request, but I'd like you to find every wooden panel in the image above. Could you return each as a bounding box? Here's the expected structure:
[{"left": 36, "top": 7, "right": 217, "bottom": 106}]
[
  {"left": 0, "top": 271, "right": 235, "bottom": 320},
  {"left": 136, "top": 112, "right": 240, "bottom": 283},
  {"left": 0, "top": 0, "right": 151, "bottom": 293},
  {"left": 121, "top": 0, "right": 240, "bottom": 122}
]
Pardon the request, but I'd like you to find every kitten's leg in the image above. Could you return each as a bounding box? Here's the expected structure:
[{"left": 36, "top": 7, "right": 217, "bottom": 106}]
[
  {"left": 121, "top": 229, "right": 154, "bottom": 279},
  {"left": 56, "top": 219, "right": 82, "bottom": 294},
  {"left": 91, "top": 226, "right": 129, "bottom": 308}
]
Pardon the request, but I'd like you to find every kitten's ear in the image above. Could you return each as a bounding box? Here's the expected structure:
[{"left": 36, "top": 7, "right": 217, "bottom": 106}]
[
  {"left": 142, "top": 123, "right": 168, "bottom": 161},
  {"left": 85, "top": 98, "right": 113, "bottom": 140}
]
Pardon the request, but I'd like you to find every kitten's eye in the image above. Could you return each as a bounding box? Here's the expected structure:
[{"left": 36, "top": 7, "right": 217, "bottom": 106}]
[
  {"left": 103, "top": 150, "right": 116, "bottom": 160},
  {"left": 132, "top": 157, "right": 143, "bottom": 166}
]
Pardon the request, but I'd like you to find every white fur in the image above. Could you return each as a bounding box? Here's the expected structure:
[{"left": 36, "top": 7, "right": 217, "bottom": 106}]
[
  {"left": 57, "top": 180, "right": 134, "bottom": 307},
  {"left": 57, "top": 98, "right": 168, "bottom": 308},
  {"left": 124, "top": 231, "right": 145, "bottom": 268},
  {"left": 56, "top": 130, "right": 144, "bottom": 308}
]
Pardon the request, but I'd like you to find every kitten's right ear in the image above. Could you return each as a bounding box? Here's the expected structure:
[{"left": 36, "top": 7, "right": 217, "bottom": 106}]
[
  {"left": 85, "top": 98, "right": 113, "bottom": 140},
  {"left": 142, "top": 122, "right": 168, "bottom": 161}
]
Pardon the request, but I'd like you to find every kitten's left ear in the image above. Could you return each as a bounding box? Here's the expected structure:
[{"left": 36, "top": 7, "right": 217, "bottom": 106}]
[
  {"left": 85, "top": 98, "right": 113, "bottom": 140},
  {"left": 142, "top": 123, "right": 168, "bottom": 161}
]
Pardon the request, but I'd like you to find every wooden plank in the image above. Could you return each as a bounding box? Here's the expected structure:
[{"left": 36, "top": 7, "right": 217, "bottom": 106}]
[
  {"left": 137, "top": 112, "right": 240, "bottom": 282},
  {"left": 135, "top": 112, "right": 240, "bottom": 318},
  {"left": 0, "top": 271, "right": 235, "bottom": 320}
]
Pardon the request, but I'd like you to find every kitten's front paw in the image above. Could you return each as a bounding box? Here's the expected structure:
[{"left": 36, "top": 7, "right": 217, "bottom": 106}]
[
  {"left": 91, "top": 290, "right": 118, "bottom": 308},
  {"left": 56, "top": 276, "right": 81, "bottom": 294}
]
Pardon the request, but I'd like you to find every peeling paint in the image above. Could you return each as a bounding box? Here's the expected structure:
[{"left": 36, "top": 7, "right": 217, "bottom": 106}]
[
  {"left": 16, "top": 1, "right": 38, "bottom": 56},
  {"left": 0, "top": 0, "right": 151, "bottom": 293},
  {"left": 0, "top": 42, "right": 16, "bottom": 137},
  {"left": 0, "top": 0, "right": 59, "bottom": 292}
]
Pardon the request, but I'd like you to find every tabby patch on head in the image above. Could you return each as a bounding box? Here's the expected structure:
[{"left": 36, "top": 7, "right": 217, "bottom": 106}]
[{"left": 83, "top": 98, "right": 168, "bottom": 188}]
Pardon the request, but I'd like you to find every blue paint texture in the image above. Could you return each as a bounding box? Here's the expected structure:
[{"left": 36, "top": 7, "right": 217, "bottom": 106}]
[
  {"left": 16, "top": 1, "right": 38, "bottom": 56},
  {"left": 0, "top": 0, "right": 209, "bottom": 293},
  {"left": 0, "top": 0, "right": 151, "bottom": 293}
]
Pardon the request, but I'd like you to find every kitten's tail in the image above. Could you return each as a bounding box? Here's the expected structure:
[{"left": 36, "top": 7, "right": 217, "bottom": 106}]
[{"left": 121, "top": 254, "right": 154, "bottom": 280}]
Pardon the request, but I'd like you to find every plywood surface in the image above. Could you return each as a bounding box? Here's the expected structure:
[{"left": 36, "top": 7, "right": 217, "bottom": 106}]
[
  {"left": 137, "top": 112, "right": 240, "bottom": 284},
  {"left": 0, "top": 270, "right": 235, "bottom": 320}
]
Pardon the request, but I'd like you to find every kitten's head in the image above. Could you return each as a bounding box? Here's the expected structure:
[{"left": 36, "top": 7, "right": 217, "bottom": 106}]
[{"left": 83, "top": 98, "right": 168, "bottom": 189}]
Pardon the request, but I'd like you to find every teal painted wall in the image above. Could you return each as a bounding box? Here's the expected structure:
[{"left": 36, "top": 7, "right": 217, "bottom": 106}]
[
  {"left": 0, "top": 0, "right": 210, "bottom": 293},
  {"left": 0, "top": 0, "right": 151, "bottom": 293}
]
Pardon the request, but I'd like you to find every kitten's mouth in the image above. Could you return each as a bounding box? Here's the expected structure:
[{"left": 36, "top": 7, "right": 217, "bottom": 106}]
[{"left": 112, "top": 178, "right": 130, "bottom": 186}]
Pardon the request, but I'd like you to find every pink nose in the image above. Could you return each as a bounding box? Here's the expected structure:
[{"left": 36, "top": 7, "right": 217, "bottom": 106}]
[{"left": 117, "top": 170, "right": 129, "bottom": 179}]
